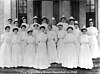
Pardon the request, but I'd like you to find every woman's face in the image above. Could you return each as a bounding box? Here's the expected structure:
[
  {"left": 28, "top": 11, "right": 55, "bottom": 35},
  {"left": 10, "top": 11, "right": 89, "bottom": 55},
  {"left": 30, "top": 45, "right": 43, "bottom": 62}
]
[
  {"left": 42, "top": 19, "right": 47, "bottom": 23},
  {"left": 74, "top": 25, "right": 79, "bottom": 29},
  {"left": 69, "top": 20, "right": 74, "bottom": 25},
  {"left": 8, "top": 20, "right": 12, "bottom": 24},
  {"left": 23, "top": 19, "right": 27, "bottom": 23},
  {"left": 82, "top": 30, "right": 87, "bottom": 34},
  {"left": 33, "top": 19, "right": 37, "bottom": 23},
  {"left": 28, "top": 32, "right": 32, "bottom": 35},
  {"left": 61, "top": 18, "right": 66, "bottom": 22},
  {"left": 58, "top": 26, "right": 63, "bottom": 30},
  {"left": 14, "top": 30, "right": 18, "bottom": 34},
  {"left": 5, "top": 28, "right": 10, "bottom": 32},
  {"left": 34, "top": 25, "right": 38, "bottom": 29},
  {"left": 15, "top": 22, "right": 18, "bottom": 27},
  {"left": 89, "top": 22, "right": 93, "bottom": 26},
  {"left": 52, "top": 20, "right": 56, "bottom": 25},
  {"left": 21, "top": 27, "right": 26, "bottom": 31},
  {"left": 67, "top": 28, "right": 73, "bottom": 33},
  {"left": 40, "top": 28, "right": 45, "bottom": 32}
]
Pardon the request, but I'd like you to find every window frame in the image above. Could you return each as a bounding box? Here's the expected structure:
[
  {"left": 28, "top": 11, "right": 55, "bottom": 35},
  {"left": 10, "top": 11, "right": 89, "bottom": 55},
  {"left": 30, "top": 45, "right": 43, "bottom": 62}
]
[
  {"left": 18, "top": 0, "right": 27, "bottom": 26},
  {"left": 86, "top": 0, "right": 95, "bottom": 12},
  {"left": 86, "top": 0, "right": 96, "bottom": 27}
]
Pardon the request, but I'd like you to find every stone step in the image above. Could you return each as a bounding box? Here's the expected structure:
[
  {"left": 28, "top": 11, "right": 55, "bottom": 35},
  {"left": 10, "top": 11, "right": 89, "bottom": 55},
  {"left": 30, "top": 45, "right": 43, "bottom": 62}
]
[{"left": 0, "top": 58, "right": 100, "bottom": 74}]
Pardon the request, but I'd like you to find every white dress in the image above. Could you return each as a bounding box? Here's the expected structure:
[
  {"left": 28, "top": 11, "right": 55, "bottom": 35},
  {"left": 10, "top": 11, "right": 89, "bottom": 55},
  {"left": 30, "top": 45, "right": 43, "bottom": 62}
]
[
  {"left": 9, "top": 25, "right": 15, "bottom": 37},
  {"left": 73, "top": 28, "right": 81, "bottom": 56},
  {"left": 23, "top": 35, "right": 36, "bottom": 67},
  {"left": 57, "top": 30, "right": 66, "bottom": 63},
  {"left": 62, "top": 33, "right": 78, "bottom": 68},
  {"left": 34, "top": 32, "right": 50, "bottom": 69},
  {"left": 62, "top": 22, "right": 68, "bottom": 31},
  {"left": 19, "top": 31, "right": 27, "bottom": 65},
  {"left": 97, "top": 33, "right": 100, "bottom": 51},
  {"left": 11, "top": 34, "right": 22, "bottom": 67},
  {"left": 79, "top": 34, "right": 93, "bottom": 69},
  {"left": 73, "top": 28, "right": 81, "bottom": 39},
  {"left": 52, "top": 25, "right": 59, "bottom": 35},
  {"left": 87, "top": 26, "right": 100, "bottom": 58},
  {"left": 32, "top": 29, "right": 40, "bottom": 38},
  {"left": 68, "top": 25, "right": 75, "bottom": 30},
  {"left": 47, "top": 31, "right": 58, "bottom": 63},
  {"left": 0, "top": 32, "right": 12, "bottom": 68}
]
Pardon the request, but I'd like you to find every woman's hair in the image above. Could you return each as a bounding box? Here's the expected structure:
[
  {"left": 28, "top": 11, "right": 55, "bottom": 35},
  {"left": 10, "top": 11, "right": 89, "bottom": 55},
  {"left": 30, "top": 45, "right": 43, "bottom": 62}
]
[
  {"left": 69, "top": 19, "right": 75, "bottom": 22},
  {"left": 14, "top": 21, "right": 19, "bottom": 24},
  {"left": 33, "top": 24, "right": 39, "bottom": 27},
  {"left": 60, "top": 17, "right": 66, "bottom": 22},
  {"left": 13, "top": 28, "right": 19, "bottom": 32},
  {"left": 67, "top": 27, "right": 73, "bottom": 31},
  {"left": 5, "top": 26, "right": 10, "bottom": 30},
  {"left": 42, "top": 17, "right": 49, "bottom": 24},
  {"left": 8, "top": 18, "right": 12, "bottom": 22},
  {"left": 81, "top": 28, "right": 87, "bottom": 32},
  {"left": 21, "top": 25, "right": 26, "bottom": 29},
  {"left": 39, "top": 26, "right": 46, "bottom": 29},
  {"left": 27, "top": 30, "right": 33, "bottom": 34}
]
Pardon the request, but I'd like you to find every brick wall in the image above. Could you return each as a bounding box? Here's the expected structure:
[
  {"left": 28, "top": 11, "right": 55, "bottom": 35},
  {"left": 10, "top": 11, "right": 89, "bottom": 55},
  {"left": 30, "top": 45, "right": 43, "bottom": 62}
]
[{"left": 27, "top": 0, "right": 33, "bottom": 24}]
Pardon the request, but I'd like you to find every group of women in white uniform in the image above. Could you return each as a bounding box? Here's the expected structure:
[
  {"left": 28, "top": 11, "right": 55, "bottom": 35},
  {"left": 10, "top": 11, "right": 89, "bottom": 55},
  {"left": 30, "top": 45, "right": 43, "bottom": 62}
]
[{"left": 0, "top": 15, "right": 100, "bottom": 69}]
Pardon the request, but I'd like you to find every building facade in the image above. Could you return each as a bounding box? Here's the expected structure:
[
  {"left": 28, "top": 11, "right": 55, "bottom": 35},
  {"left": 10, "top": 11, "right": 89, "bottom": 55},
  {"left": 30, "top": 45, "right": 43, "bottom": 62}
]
[{"left": 0, "top": 0, "right": 99, "bottom": 35}]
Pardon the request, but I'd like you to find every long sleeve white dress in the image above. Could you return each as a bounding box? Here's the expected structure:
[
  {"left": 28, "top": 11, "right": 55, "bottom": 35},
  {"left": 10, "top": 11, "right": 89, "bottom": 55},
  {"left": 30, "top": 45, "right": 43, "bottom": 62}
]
[
  {"left": 47, "top": 31, "right": 58, "bottom": 63},
  {"left": 79, "top": 34, "right": 93, "bottom": 69},
  {"left": 34, "top": 32, "right": 50, "bottom": 69}
]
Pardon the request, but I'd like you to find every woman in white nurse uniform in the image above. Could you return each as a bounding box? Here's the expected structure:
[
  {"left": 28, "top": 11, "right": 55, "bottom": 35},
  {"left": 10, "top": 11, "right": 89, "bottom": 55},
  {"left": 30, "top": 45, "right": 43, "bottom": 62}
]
[
  {"left": 87, "top": 18, "right": 100, "bottom": 59},
  {"left": 0, "top": 26, "right": 12, "bottom": 68},
  {"left": 62, "top": 27, "right": 78, "bottom": 68},
  {"left": 47, "top": 25, "right": 58, "bottom": 63},
  {"left": 57, "top": 23, "right": 66, "bottom": 63},
  {"left": 34, "top": 26, "right": 50, "bottom": 69},
  {"left": 11, "top": 28, "right": 22, "bottom": 67},
  {"left": 79, "top": 28, "right": 93, "bottom": 69},
  {"left": 23, "top": 30, "right": 36, "bottom": 67}
]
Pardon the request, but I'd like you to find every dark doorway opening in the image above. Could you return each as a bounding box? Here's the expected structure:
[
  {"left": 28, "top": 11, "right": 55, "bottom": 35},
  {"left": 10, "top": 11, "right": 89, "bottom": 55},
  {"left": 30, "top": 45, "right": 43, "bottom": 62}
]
[
  {"left": 71, "top": 1, "right": 79, "bottom": 24},
  {"left": 86, "top": 12, "right": 95, "bottom": 27},
  {"left": 53, "top": 1, "right": 59, "bottom": 24},
  {"left": 33, "top": 1, "right": 42, "bottom": 24}
]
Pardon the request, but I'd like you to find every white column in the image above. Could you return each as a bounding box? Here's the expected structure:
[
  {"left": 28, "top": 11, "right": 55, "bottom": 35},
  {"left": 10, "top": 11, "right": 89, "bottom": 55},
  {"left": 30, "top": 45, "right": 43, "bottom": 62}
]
[
  {"left": 42, "top": 1, "right": 53, "bottom": 20},
  {"left": 98, "top": 0, "right": 100, "bottom": 31},
  {"left": 97, "top": 0, "right": 100, "bottom": 42},
  {"left": 4, "top": 0, "right": 11, "bottom": 27},
  {"left": 59, "top": 1, "right": 71, "bottom": 20},
  {"left": 0, "top": 0, "right": 4, "bottom": 35},
  {"left": 11, "top": 0, "right": 16, "bottom": 20},
  {"left": 79, "top": 0, "right": 86, "bottom": 29}
]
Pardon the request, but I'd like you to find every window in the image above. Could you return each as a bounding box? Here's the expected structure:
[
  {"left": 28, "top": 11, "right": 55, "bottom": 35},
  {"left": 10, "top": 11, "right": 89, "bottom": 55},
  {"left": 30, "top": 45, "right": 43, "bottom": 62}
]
[
  {"left": 18, "top": 0, "right": 27, "bottom": 26},
  {"left": 86, "top": 0, "right": 95, "bottom": 12},
  {"left": 86, "top": 0, "right": 95, "bottom": 27}
]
